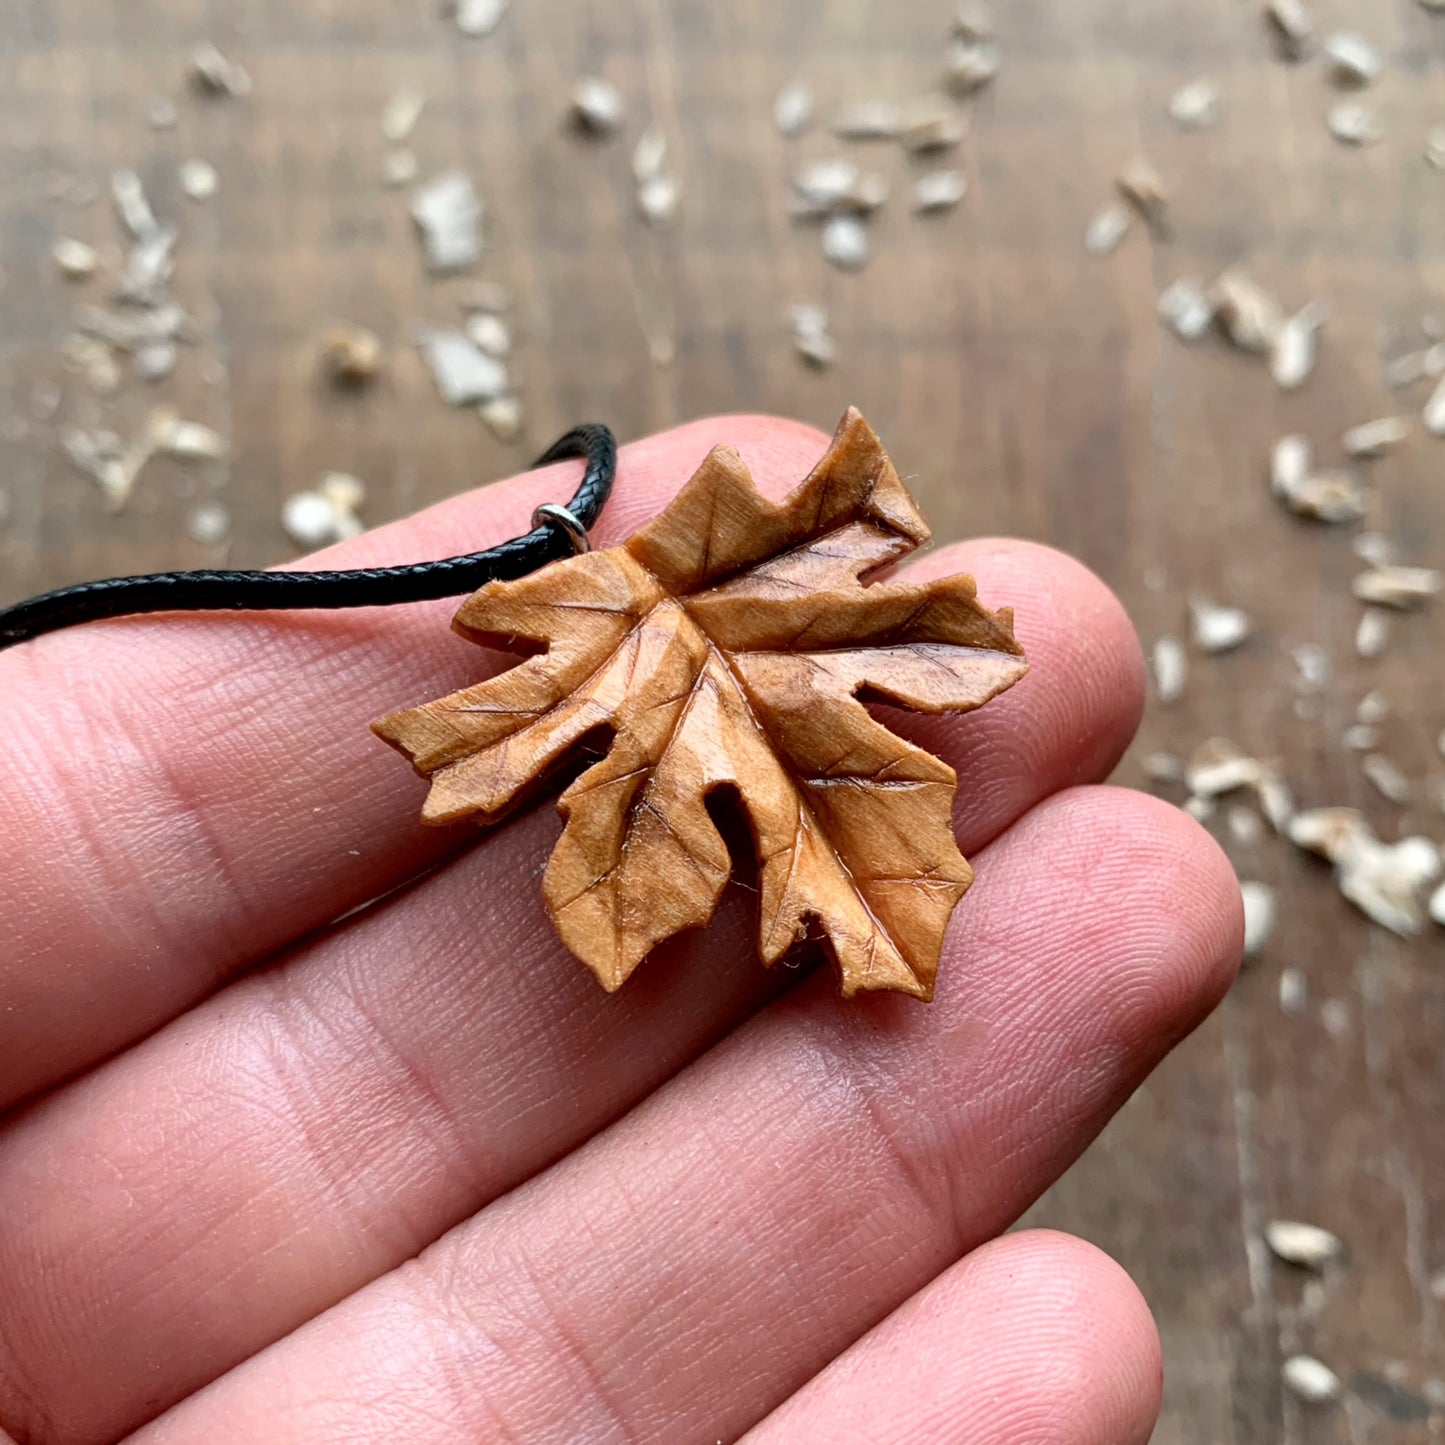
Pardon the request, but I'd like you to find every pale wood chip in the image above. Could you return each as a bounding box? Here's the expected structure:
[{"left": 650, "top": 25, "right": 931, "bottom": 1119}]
[
  {"left": 1229, "top": 806, "right": 1263, "bottom": 845},
  {"left": 111, "top": 169, "right": 158, "bottom": 240},
  {"left": 1362, "top": 753, "right": 1411, "bottom": 804},
  {"left": 411, "top": 172, "right": 483, "bottom": 273},
  {"left": 465, "top": 311, "right": 511, "bottom": 357},
  {"left": 830, "top": 101, "right": 901, "bottom": 141},
  {"left": 1116, "top": 159, "right": 1169, "bottom": 228},
  {"left": 571, "top": 77, "right": 624, "bottom": 135},
  {"left": 454, "top": 0, "right": 508, "bottom": 37},
  {"left": 1328, "top": 101, "right": 1382, "bottom": 146},
  {"left": 1353, "top": 532, "right": 1394, "bottom": 566},
  {"left": 152, "top": 413, "right": 226, "bottom": 461},
  {"left": 1214, "top": 271, "right": 1284, "bottom": 353},
  {"left": 318, "top": 472, "right": 365, "bottom": 513},
  {"left": 179, "top": 158, "right": 218, "bottom": 201},
  {"left": 1343, "top": 721, "right": 1379, "bottom": 749},
  {"left": 1264, "top": 0, "right": 1313, "bottom": 60},
  {"left": 897, "top": 100, "right": 967, "bottom": 154},
  {"left": 914, "top": 169, "right": 967, "bottom": 213},
  {"left": 773, "top": 81, "right": 814, "bottom": 139},
  {"left": 479, "top": 395, "right": 524, "bottom": 442},
  {"left": 382, "top": 87, "right": 426, "bottom": 143},
  {"left": 821, "top": 212, "right": 870, "bottom": 271},
  {"left": 186, "top": 500, "right": 231, "bottom": 546},
  {"left": 1190, "top": 596, "right": 1251, "bottom": 653},
  {"left": 638, "top": 172, "right": 680, "bottom": 226},
  {"left": 1352, "top": 565, "right": 1442, "bottom": 609},
  {"left": 283, "top": 490, "right": 361, "bottom": 549},
  {"left": 1168, "top": 79, "right": 1219, "bottom": 130},
  {"left": 1158, "top": 278, "right": 1215, "bottom": 340},
  {"left": 1424, "top": 372, "right": 1445, "bottom": 434},
  {"left": 943, "top": 39, "right": 1000, "bottom": 96},
  {"left": 1355, "top": 609, "right": 1391, "bottom": 658},
  {"left": 1279, "top": 968, "right": 1308, "bottom": 1013},
  {"left": 1266, "top": 1221, "right": 1342, "bottom": 1269},
  {"left": 1240, "top": 881, "right": 1276, "bottom": 958},
  {"left": 1142, "top": 751, "right": 1185, "bottom": 784},
  {"left": 1343, "top": 416, "right": 1410, "bottom": 457},
  {"left": 52, "top": 237, "right": 98, "bottom": 280},
  {"left": 1431, "top": 880, "right": 1445, "bottom": 927},
  {"left": 417, "top": 329, "right": 508, "bottom": 405},
  {"left": 1271, "top": 434, "right": 1311, "bottom": 495},
  {"left": 1357, "top": 689, "right": 1390, "bottom": 725},
  {"left": 383, "top": 148, "right": 420, "bottom": 188},
  {"left": 632, "top": 129, "right": 667, "bottom": 183},
  {"left": 1152, "top": 635, "right": 1187, "bottom": 704},
  {"left": 1324, "top": 31, "right": 1382, "bottom": 87},
  {"left": 1279, "top": 469, "right": 1370, "bottom": 525},
  {"left": 321, "top": 325, "right": 384, "bottom": 385},
  {"left": 1271, "top": 302, "right": 1326, "bottom": 389},
  {"left": 190, "top": 42, "right": 252, "bottom": 98},
  {"left": 791, "top": 157, "right": 861, "bottom": 208},
  {"left": 1084, "top": 203, "right": 1130, "bottom": 256}
]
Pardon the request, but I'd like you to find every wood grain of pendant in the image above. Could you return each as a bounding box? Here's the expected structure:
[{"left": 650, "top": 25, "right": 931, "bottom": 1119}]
[{"left": 375, "top": 409, "right": 1028, "bottom": 1001}]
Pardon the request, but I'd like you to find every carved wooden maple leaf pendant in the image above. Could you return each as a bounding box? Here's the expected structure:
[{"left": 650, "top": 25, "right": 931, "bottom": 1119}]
[{"left": 375, "top": 409, "right": 1027, "bottom": 1001}]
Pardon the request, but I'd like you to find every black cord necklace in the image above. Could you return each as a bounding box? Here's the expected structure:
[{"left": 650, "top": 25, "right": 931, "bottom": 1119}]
[{"left": 0, "top": 423, "right": 617, "bottom": 653}]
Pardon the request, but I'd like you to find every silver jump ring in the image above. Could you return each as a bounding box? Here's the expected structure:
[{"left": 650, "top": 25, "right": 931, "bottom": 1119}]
[{"left": 531, "top": 502, "right": 591, "bottom": 556}]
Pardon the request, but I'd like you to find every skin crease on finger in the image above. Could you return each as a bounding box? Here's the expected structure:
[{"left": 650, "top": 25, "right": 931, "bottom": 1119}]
[
  {"left": 743, "top": 1232, "right": 1163, "bottom": 1445},
  {"left": 0, "top": 417, "right": 840, "bottom": 1111},
  {"left": 129, "top": 790, "right": 1241, "bottom": 1445},
  {"left": 0, "top": 534, "right": 1145, "bottom": 1443}
]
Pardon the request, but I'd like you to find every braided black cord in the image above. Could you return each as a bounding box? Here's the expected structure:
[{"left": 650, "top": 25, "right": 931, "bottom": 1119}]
[{"left": 0, "top": 424, "right": 617, "bottom": 653}]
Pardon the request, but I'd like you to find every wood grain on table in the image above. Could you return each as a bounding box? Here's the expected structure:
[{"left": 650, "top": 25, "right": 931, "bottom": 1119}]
[{"left": 2, "top": 2, "right": 1443, "bottom": 1441}]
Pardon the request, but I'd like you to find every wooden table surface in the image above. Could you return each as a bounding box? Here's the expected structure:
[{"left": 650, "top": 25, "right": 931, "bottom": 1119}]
[{"left": 3, "top": 1, "right": 1443, "bottom": 1440}]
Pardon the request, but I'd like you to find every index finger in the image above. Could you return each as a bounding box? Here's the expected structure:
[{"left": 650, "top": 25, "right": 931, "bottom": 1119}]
[{"left": 0, "top": 416, "right": 834, "bottom": 1109}]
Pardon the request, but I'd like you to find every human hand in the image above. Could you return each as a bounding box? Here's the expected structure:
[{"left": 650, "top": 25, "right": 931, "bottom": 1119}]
[{"left": 0, "top": 417, "right": 1241, "bottom": 1445}]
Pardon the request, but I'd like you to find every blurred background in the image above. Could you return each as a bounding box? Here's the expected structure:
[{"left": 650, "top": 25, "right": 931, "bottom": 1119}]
[{"left": 2, "top": 2, "right": 1443, "bottom": 1441}]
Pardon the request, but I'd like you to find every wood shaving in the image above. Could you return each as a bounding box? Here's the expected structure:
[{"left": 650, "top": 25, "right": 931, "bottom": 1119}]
[
  {"left": 571, "top": 77, "right": 625, "bottom": 136},
  {"left": 774, "top": 81, "right": 814, "bottom": 139},
  {"left": 632, "top": 129, "right": 667, "bottom": 183},
  {"left": 1229, "top": 806, "right": 1264, "bottom": 845},
  {"left": 1355, "top": 609, "right": 1391, "bottom": 658},
  {"left": 62, "top": 334, "right": 120, "bottom": 394},
  {"left": 111, "top": 169, "right": 158, "bottom": 241},
  {"left": 185, "top": 500, "right": 230, "bottom": 546},
  {"left": 454, "top": 0, "right": 507, "bottom": 36},
  {"left": 1357, "top": 690, "right": 1390, "bottom": 725},
  {"left": 1292, "top": 643, "right": 1329, "bottom": 690},
  {"left": 1383, "top": 346, "right": 1442, "bottom": 387},
  {"left": 1343, "top": 416, "right": 1410, "bottom": 457},
  {"left": 1276, "top": 464, "right": 1370, "bottom": 524},
  {"left": 1291, "top": 809, "right": 1441, "bottom": 935},
  {"left": 1324, "top": 32, "right": 1382, "bottom": 88},
  {"left": 1168, "top": 79, "right": 1219, "bottom": 130},
  {"left": 1271, "top": 435, "right": 1311, "bottom": 496},
  {"left": 382, "top": 87, "right": 426, "bottom": 143},
  {"left": 1424, "top": 373, "right": 1445, "bottom": 434},
  {"left": 951, "top": 2, "right": 993, "bottom": 40},
  {"left": 179, "top": 159, "right": 218, "bottom": 201},
  {"left": 1271, "top": 303, "right": 1326, "bottom": 389},
  {"left": 190, "top": 42, "right": 252, "bottom": 98},
  {"left": 1158, "top": 278, "right": 1215, "bottom": 340},
  {"left": 1264, "top": 0, "right": 1313, "bottom": 61},
  {"left": 417, "top": 329, "right": 508, "bottom": 405},
  {"left": 1362, "top": 754, "right": 1411, "bottom": 804},
  {"left": 830, "top": 102, "right": 901, "bottom": 141},
  {"left": 282, "top": 489, "right": 362, "bottom": 549},
  {"left": 1116, "top": 159, "right": 1169, "bottom": 229},
  {"left": 638, "top": 172, "right": 680, "bottom": 226},
  {"left": 1431, "top": 881, "right": 1445, "bottom": 927},
  {"left": 791, "top": 157, "right": 861, "bottom": 207},
  {"left": 1352, "top": 565, "right": 1442, "bottom": 609},
  {"left": 116, "top": 226, "right": 177, "bottom": 307},
  {"left": 383, "top": 148, "right": 420, "bottom": 188},
  {"left": 479, "top": 395, "right": 523, "bottom": 442},
  {"left": 1328, "top": 101, "right": 1382, "bottom": 147},
  {"left": 1353, "top": 532, "right": 1395, "bottom": 566},
  {"left": 943, "top": 38, "right": 999, "bottom": 97},
  {"left": 152, "top": 412, "right": 226, "bottom": 461},
  {"left": 1085, "top": 203, "right": 1130, "bottom": 256},
  {"left": 1187, "top": 739, "right": 1295, "bottom": 831},
  {"left": 914, "top": 169, "right": 967, "bottom": 213},
  {"left": 133, "top": 340, "right": 177, "bottom": 383},
  {"left": 1142, "top": 751, "right": 1185, "bottom": 784},
  {"left": 63, "top": 427, "right": 153, "bottom": 510},
  {"left": 411, "top": 172, "right": 483, "bottom": 273},
  {"left": 75, "top": 300, "right": 192, "bottom": 353},
  {"left": 790, "top": 302, "right": 835, "bottom": 369},
  {"left": 1152, "top": 636, "right": 1187, "bottom": 704},
  {"left": 1266, "top": 1221, "right": 1343, "bottom": 1269},
  {"left": 821, "top": 212, "right": 870, "bottom": 271},
  {"left": 52, "top": 237, "right": 98, "bottom": 280},
  {"left": 1279, "top": 968, "right": 1308, "bottom": 1013},
  {"left": 321, "top": 325, "right": 384, "bottom": 386},
  {"left": 1241, "top": 881, "right": 1276, "bottom": 958},
  {"left": 1213, "top": 272, "right": 1283, "bottom": 353},
  {"left": 1190, "top": 596, "right": 1251, "bottom": 653},
  {"left": 465, "top": 311, "right": 511, "bottom": 357},
  {"left": 1345, "top": 725, "right": 1382, "bottom": 753},
  {"left": 897, "top": 101, "right": 967, "bottom": 154}
]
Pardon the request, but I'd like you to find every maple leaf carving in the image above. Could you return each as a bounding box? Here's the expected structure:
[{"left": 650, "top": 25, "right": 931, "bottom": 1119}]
[{"left": 374, "top": 409, "right": 1028, "bottom": 1001}]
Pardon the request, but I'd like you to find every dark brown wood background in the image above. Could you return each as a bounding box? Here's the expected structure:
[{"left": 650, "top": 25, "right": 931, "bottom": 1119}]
[{"left": 2, "top": 2, "right": 1443, "bottom": 1440}]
